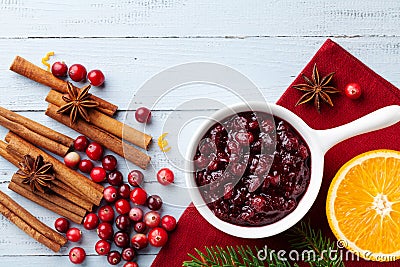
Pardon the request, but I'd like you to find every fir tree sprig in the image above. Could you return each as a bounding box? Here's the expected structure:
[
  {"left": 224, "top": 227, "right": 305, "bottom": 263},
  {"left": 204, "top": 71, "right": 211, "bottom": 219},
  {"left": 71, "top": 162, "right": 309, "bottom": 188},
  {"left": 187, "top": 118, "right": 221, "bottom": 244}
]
[
  {"left": 182, "top": 221, "right": 345, "bottom": 267},
  {"left": 182, "top": 245, "right": 298, "bottom": 267},
  {"left": 287, "top": 221, "right": 345, "bottom": 267}
]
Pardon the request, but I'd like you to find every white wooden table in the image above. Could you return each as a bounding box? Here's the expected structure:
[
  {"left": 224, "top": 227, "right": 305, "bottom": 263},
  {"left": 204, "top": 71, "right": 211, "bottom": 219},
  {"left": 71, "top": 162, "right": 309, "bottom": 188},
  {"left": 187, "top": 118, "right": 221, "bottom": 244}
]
[{"left": 0, "top": 1, "right": 399, "bottom": 266}]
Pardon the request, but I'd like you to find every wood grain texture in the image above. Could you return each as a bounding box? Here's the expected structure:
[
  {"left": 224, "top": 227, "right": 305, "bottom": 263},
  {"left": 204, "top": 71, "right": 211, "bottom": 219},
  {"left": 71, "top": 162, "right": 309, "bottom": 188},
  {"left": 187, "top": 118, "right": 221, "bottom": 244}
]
[
  {"left": 0, "top": 38, "right": 399, "bottom": 111},
  {"left": 0, "top": 0, "right": 400, "bottom": 37},
  {"left": 0, "top": 255, "right": 157, "bottom": 266},
  {"left": 0, "top": 0, "right": 399, "bottom": 266}
]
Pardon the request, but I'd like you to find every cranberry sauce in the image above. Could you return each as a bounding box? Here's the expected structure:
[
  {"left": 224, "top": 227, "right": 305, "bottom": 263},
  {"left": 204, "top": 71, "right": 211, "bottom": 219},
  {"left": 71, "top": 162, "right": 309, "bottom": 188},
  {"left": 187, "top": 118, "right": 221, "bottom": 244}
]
[{"left": 193, "top": 111, "right": 311, "bottom": 226}]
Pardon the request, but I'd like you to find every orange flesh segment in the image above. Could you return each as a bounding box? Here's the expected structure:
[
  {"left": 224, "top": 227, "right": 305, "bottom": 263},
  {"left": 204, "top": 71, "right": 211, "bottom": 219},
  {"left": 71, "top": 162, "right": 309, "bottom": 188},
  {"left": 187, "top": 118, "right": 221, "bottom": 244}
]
[{"left": 332, "top": 154, "right": 400, "bottom": 255}]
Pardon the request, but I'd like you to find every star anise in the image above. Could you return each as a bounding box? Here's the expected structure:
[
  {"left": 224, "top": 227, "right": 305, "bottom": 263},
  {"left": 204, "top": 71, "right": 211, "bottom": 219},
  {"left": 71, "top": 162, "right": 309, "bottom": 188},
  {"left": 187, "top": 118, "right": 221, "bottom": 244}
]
[
  {"left": 293, "top": 63, "right": 340, "bottom": 112},
  {"left": 57, "top": 82, "right": 99, "bottom": 125},
  {"left": 16, "top": 155, "right": 55, "bottom": 193}
]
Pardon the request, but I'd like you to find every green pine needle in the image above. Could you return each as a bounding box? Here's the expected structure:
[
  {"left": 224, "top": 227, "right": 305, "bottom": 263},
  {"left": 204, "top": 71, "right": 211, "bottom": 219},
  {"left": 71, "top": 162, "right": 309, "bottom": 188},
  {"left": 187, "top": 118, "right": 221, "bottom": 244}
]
[
  {"left": 287, "top": 221, "right": 345, "bottom": 267},
  {"left": 182, "top": 245, "right": 298, "bottom": 267},
  {"left": 182, "top": 221, "right": 345, "bottom": 267}
]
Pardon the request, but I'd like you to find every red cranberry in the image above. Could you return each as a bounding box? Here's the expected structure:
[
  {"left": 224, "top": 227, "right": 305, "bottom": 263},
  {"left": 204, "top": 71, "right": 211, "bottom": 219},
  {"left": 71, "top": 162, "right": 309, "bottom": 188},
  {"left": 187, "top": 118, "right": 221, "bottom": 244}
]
[
  {"left": 147, "top": 195, "right": 163, "bottom": 211},
  {"left": 107, "top": 170, "right": 123, "bottom": 186},
  {"left": 148, "top": 227, "right": 168, "bottom": 247},
  {"left": 69, "top": 64, "right": 87, "bottom": 82},
  {"left": 98, "top": 205, "right": 115, "bottom": 222},
  {"left": 78, "top": 159, "right": 94, "bottom": 173},
  {"left": 74, "top": 135, "right": 89, "bottom": 151},
  {"left": 102, "top": 155, "right": 117, "bottom": 171},
  {"left": 131, "top": 233, "right": 148, "bottom": 250},
  {"left": 144, "top": 211, "right": 161, "bottom": 228},
  {"left": 119, "top": 184, "right": 131, "bottom": 199},
  {"left": 66, "top": 227, "right": 82, "bottom": 242},
  {"left": 51, "top": 61, "right": 68, "bottom": 78},
  {"left": 97, "top": 222, "right": 114, "bottom": 240},
  {"left": 156, "top": 168, "right": 174, "bottom": 185},
  {"left": 194, "top": 155, "right": 210, "bottom": 170},
  {"left": 54, "top": 217, "right": 69, "bottom": 233},
  {"left": 235, "top": 130, "right": 254, "bottom": 144},
  {"left": 103, "top": 186, "right": 118, "bottom": 203},
  {"left": 135, "top": 107, "right": 151, "bottom": 123},
  {"left": 250, "top": 195, "right": 267, "bottom": 212},
  {"left": 69, "top": 247, "right": 86, "bottom": 264},
  {"left": 128, "top": 170, "right": 144, "bottom": 187},
  {"left": 344, "top": 82, "right": 362, "bottom": 99},
  {"left": 129, "top": 207, "right": 143, "bottom": 222},
  {"left": 248, "top": 120, "right": 259, "bottom": 130},
  {"left": 83, "top": 212, "right": 99, "bottom": 230},
  {"left": 122, "top": 247, "right": 136, "bottom": 262},
  {"left": 199, "top": 139, "right": 217, "bottom": 155},
  {"left": 223, "top": 183, "right": 234, "bottom": 200},
  {"left": 115, "top": 199, "right": 131, "bottom": 215},
  {"left": 113, "top": 231, "right": 130, "bottom": 248},
  {"left": 87, "top": 69, "right": 105, "bottom": 87},
  {"left": 261, "top": 118, "right": 274, "bottom": 132},
  {"left": 134, "top": 221, "right": 146, "bottom": 233},
  {"left": 269, "top": 174, "right": 280, "bottom": 186},
  {"left": 90, "top": 167, "right": 107, "bottom": 183},
  {"left": 95, "top": 240, "right": 111, "bottom": 255},
  {"left": 161, "top": 215, "right": 177, "bottom": 231},
  {"left": 107, "top": 251, "right": 122, "bottom": 265},
  {"left": 299, "top": 144, "right": 309, "bottom": 159},
  {"left": 64, "top": 152, "right": 80, "bottom": 169},
  {"left": 232, "top": 116, "right": 247, "bottom": 130},
  {"left": 130, "top": 188, "right": 147, "bottom": 205},
  {"left": 207, "top": 159, "right": 219, "bottom": 172},
  {"left": 115, "top": 214, "right": 131, "bottom": 231},
  {"left": 86, "top": 142, "right": 104, "bottom": 161},
  {"left": 124, "top": 263, "right": 138, "bottom": 267}
]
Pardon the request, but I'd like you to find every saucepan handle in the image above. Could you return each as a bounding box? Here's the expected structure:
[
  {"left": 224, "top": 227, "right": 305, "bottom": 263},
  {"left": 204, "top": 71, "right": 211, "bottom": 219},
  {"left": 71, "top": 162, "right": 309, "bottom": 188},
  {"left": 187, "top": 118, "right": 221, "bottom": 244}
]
[{"left": 313, "top": 105, "right": 400, "bottom": 153}]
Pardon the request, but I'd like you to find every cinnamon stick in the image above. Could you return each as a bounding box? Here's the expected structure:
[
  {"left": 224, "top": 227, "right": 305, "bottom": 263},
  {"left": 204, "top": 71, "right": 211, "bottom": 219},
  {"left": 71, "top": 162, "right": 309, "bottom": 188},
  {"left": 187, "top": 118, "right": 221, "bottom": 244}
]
[
  {"left": 5, "top": 132, "right": 104, "bottom": 206},
  {"left": 46, "top": 90, "right": 152, "bottom": 150},
  {"left": 1, "top": 140, "right": 95, "bottom": 211},
  {"left": 0, "top": 140, "right": 19, "bottom": 166},
  {"left": 46, "top": 104, "right": 151, "bottom": 170},
  {"left": 0, "top": 113, "right": 70, "bottom": 157},
  {"left": 0, "top": 201, "right": 62, "bottom": 252},
  {"left": 0, "top": 190, "right": 67, "bottom": 248},
  {"left": 11, "top": 175, "right": 87, "bottom": 218},
  {"left": 0, "top": 106, "right": 73, "bottom": 147},
  {"left": 9, "top": 181, "right": 83, "bottom": 224},
  {"left": 52, "top": 179, "right": 88, "bottom": 202},
  {"left": 10, "top": 56, "right": 118, "bottom": 117},
  {"left": 51, "top": 183, "right": 93, "bottom": 212},
  {"left": 3, "top": 141, "right": 76, "bottom": 196}
]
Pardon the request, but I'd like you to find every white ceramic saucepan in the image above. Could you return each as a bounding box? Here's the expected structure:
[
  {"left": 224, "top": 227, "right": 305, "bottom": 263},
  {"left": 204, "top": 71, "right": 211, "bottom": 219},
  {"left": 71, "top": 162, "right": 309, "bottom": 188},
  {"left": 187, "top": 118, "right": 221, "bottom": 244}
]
[{"left": 186, "top": 102, "right": 400, "bottom": 238}]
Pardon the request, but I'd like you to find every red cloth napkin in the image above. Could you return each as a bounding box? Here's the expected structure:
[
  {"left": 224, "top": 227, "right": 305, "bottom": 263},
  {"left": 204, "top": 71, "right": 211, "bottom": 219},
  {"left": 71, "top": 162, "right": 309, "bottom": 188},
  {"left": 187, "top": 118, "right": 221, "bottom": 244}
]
[{"left": 151, "top": 39, "right": 400, "bottom": 267}]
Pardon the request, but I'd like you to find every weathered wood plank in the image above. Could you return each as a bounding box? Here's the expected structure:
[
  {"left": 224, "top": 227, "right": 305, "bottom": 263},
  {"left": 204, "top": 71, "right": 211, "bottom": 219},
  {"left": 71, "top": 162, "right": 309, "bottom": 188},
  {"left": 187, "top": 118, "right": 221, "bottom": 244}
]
[
  {"left": 0, "top": 2, "right": 399, "bottom": 264},
  {"left": 0, "top": 0, "right": 399, "bottom": 37},
  {"left": 0, "top": 37, "right": 399, "bottom": 111},
  {"left": 0, "top": 254, "right": 156, "bottom": 266}
]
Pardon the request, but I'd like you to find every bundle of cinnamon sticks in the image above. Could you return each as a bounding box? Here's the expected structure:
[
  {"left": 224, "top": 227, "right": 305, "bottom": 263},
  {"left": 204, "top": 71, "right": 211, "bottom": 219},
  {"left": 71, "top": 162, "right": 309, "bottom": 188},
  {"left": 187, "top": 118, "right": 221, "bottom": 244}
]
[
  {"left": 0, "top": 106, "right": 73, "bottom": 157},
  {"left": 0, "top": 190, "right": 67, "bottom": 252},
  {"left": 10, "top": 56, "right": 152, "bottom": 169},
  {"left": 1, "top": 133, "right": 102, "bottom": 224},
  {"left": 0, "top": 107, "right": 104, "bottom": 224}
]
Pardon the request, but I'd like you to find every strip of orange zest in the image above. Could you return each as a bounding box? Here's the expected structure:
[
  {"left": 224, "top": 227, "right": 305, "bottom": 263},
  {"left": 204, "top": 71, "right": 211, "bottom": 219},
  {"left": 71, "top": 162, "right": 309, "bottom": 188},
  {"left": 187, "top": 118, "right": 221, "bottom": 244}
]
[
  {"left": 162, "top": 147, "right": 171, "bottom": 152},
  {"left": 157, "top": 132, "right": 171, "bottom": 152},
  {"left": 41, "top": 51, "right": 54, "bottom": 72}
]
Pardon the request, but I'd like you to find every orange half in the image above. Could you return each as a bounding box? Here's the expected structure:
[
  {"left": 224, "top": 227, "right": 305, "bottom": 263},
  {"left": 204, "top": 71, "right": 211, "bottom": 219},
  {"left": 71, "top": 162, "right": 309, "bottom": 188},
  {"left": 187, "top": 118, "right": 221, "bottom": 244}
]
[{"left": 326, "top": 150, "right": 400, "bottom": 262}]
